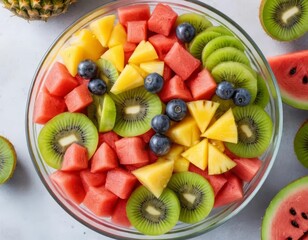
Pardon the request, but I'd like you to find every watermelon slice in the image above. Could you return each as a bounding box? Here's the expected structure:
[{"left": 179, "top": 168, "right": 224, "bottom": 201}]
[
  {"left": 127, "top": 21, "right": 147, "bottom": 43},
  {"left": 268, "top": 50, "right": 308, "bottom": 110},
  {"left": 148, "top": 33, "right": 178, "bottom": 60},
  {"left": 98, "top": 131, "right": 121, "bottom": 151},
  {"left": 117, "top": 4, "right": 150, "bottom": 27},
  {"left": 231, "top": 158, "right": 262, "bottom": 182},
  {"left": 64, "top": 83, "right": 93, "bottom": 112},
  {"left": 262, "top": 176, "right": 308, "bottom": 240},
  {"left": 80, "top": 169, "right": 106, "bottom": 191},
  {"left": 111, "top": 199, "right": 131, "bottom": 227},
  {"left": 91, "top": 142, "right": 118, "bottom": 173},
  {"left": 61, "top": 143, "right": 88, "bottom": 171}
]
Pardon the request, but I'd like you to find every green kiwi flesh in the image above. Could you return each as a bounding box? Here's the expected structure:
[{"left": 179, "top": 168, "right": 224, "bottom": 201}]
[
  {"left": 253, "top": 75, "right": 270, "bottom": 108},
  {"left": 259, "top": 0, "right": 308, "bottom": 41},
  {"left": 126, "top": 186, "right": 180, "bottom": 236},
  {"left": 176, "top": 13, "right": 213, "bottom": 34},
  {"left": 225, "top": 105, "right": 273, "bottom": 158},
  {"left": 0, "top": 136, "right": 17, "bottom": 184},
  {"left": 205, "top": 25, "right": 234, "bottom": 36},
  {"left": 211, "top": 94, "right": 236, "bottom": 118},
  {"left": 38, "top": 112, "right": 98, "bottom": 169},
  {"left": 294, "top": 121, "right": 308, "bottom": 168},
  {"left": 167, "top": 172, "right": 214, "bottom": 224},
  {"left": 96, "top": 58, "right": 118, "bottom": 90},
  {"left": 111, "top": 87, "right": 162, "bottom": 137}
]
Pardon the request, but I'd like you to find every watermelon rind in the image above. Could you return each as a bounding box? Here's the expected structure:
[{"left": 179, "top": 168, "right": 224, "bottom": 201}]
[
  {"left": 261, "top": 176, "right": 308, "bottom": 239},
  {"left": 280, "top": 89, "right": 308, "bottom": 110}
]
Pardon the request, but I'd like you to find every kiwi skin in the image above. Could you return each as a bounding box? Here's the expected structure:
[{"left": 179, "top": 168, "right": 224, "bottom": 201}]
[
  {"left": 294, "top": 121, "right": 308, "bottom": 168},
  {"left": 0, "top": 136, "right": 17, "bottom": 184}
]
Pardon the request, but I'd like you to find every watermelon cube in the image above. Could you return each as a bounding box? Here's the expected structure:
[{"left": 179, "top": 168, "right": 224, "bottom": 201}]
[
  {"left": 61, "top": 143, "right": 88, "bottom": 171},
  {"left": 115, "top": 137, "right": 149, "bottom": 165},
  {"left": 138, "top": 129, "right": 155, "bottom": 143},
  {"left": 186, "top": 68, "right": 217, "bottom": 100},
  {"left": 118, "top": 4, "right": 150, "bottom": 27},
  {"left": 105, "top": 168, "right": 138, "bottom": 199},
  {"left": 158, "top": 75, "right": 192, "bottom": 103},
  {"left": 80, "top": 169, "right": 107, "bottom": 192},
  {"left": 162, "top": 64, "right": 174, "bottom": 81},
  {"left": 147, "top": 3, "right": 178, "bottom": 36},
  {"left": 231, "top": 158, "right": 262, "bottom": 182},
  {"left": 148, "top": 33, "right": 178, "bottom": 60},
  {"left": 111, "top": 199, "right": 131, "bottom": 227},
  {"left": 83, "top": 186, "right": 118, "bottom": 217},
  {"left": 127, "top": 21, "right": 147, "bottom": 43},
  {"left": 50, "top": 171, "right": 86, "bottom": 204},
  {"left": 123, "top": 42, "right": 137, "bottom": 52},
  {"left": 98, "top": 131, "right": 121, "bottom": 151},
  {"left": 91, "top": 142, "right": 118, "bottom": 173},
  {"left": 164, "top": 42, "right": 201, "bottom": 80},
  {"left": 44, "top": 62, "right": 79, "bottom": 97},
  {"left": 33, "top": 91, "right": 67, "bottom": 124},
  {"left": 64, "top": 83, "right": 93, "bottom": 112}
]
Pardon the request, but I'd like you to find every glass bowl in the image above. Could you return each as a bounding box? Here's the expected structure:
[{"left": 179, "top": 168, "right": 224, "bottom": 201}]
[{"left": 26, "top": 0, "right": 283, "bottom": 239}]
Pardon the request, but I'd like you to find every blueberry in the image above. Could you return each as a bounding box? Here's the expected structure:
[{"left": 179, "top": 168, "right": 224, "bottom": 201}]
[
  {"left": 149, "top": 133, "right": 171, "bottom": 156},
  {"left": 144, "top": 73, "right": 164, "bottom": 93},
  {"left": 88, "top": 78, "right": 107, "bottom": 95},
  {"left": 151, "top": 114, "right": 170, "bottom": 133},
  {"left": 176, "top": 23, "right": 196, "bottom": 43},
  {"left": 78, "top": 60, "right": 98, "bottom": 79},
  {"left": 166, "top": 99, "right": 187, "bottom": 122},
  {"left": 233, "top": 88, "right": 251, "bottom": 106},
  {"left": 216, "top": 81, "right": 235, "bottom": 100}
]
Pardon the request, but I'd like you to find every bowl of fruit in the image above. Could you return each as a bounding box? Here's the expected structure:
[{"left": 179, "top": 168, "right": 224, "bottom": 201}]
[{"left": 26, "top": 0, "right": 283, "bottom": 239}]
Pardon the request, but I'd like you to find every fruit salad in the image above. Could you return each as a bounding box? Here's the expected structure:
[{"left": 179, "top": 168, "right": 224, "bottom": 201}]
[{"left": 32, "top": 2, "right": 274, "bottom": 236}]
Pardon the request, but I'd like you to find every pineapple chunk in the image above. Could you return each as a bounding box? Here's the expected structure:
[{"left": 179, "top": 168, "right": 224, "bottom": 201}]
[
  {"left": 181, "top": 138, "right": 208, "bottom": 170},
  {"left": 187, "top": 100, "right": 220, "bottom": 133},
  {"left": 140, "top": 61, "right": 164, "bottom": 76},
  {"left": 108, "top": 23, "right": 127, "bottom": 48},
  {"left": 130, "top": 63, "right": 148, "bottom": 78},
  {"left": 202, "top": 108, "right": 238, "bottom": 143},
  {"left": 174, "top": 157, "right": 190, "bottom": 172},
  {"left": 110, "top": 64, "right": 144, "bottom": 95},
  {"left": 60, "top": 45, "right": 85, "bottom": 76},
  {"left": 164, "top": 144, "right": 185, "bottom": 161},
  {"left": 101, "top": 44, "right": 124, "bottom": 72},
  {"left": 166, "top": 116, "right": 201, "bottom": 147},
  {"left": 128, "top": 40, "right": 158, "bottom": 64},
  {"left": 132, "top": 159, "right": 174, "bottom": 198},
  {"left": 209, "top": 139, "right": 225, "bottom": 152},
  {"left": 90, "top": 15, "right": 116, "bottom": 47},
  {"left": 208, "top": 143, "right": 236, "bottom": 175}
]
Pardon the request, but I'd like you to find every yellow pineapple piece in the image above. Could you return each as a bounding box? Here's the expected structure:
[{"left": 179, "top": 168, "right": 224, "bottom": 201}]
[
  {"left": 101, "top": 44, "right": 124, "bottom": 72},
  {"left": 173, "top": 157, "right": 190, "bottom": 172},
  {"left": 132, "top": 159, "right": 174, "bottom": 198},
  {"left": 207, "top": 143, "right": 236, "bottom": 175},
  {"left": 60, "top": 45, "right": 85, "bottom": 76},
  {"left": 108, "top": 23, "right": 127, "bottom": 48},
  {"left": 90, "top": 15, "right": 116, "bottom": 47},
  {"left": 110, "top": 64, "right": 143, "bottom": 94},
  {"left": 166, "top": 116, "right": 201, "bottom": 147},
  {"left": 202, "top": 108, "right": 238, "bottom": 143},
  {"left": 70, "top": 29, "right": 105, "bottom": 60},
  {"left": 130, "top": 63, "right": 148, "bottom": 78},
  {"left": 209, "top": 139, "right": 225, "bottom": 152},
  {"left": 187, "top": 100, "right": 220, "bottom": 133},
  {"left": 128, "top": 40, "right": 158, "bottom": 64},
  {"left": 140, "top": 61, "right": 164, "bottom": 76},
  {"left": 181, "top": 138, "right": 208, "bottom": 170},
  {"left": 164, "top": 144, "right": 185, "bottom": 161}
]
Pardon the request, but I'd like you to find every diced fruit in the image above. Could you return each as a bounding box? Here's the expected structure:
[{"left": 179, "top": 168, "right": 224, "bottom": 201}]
[
  {"left": 127, "top": 20, "right": 147, "bottom": 43},
  {"left": 162, "top": 64, "right": 174, "bottom": 81},
  {"left": 101, "top": 44, "right": 124, "bottom": 72},
  {"left": 147, "top": 3, "right": 178, "bottom": 36},
  {"left": 128, "top": 40, "right": 158, "bottom": 64},
  {"left": 209, "top": 139, "right": 225, "bottom": 152},
  {"left": 166, "top": 99, "right": 187, "bottom": 122},
  {"left": 111, "top": 199, "right": 131, "bottom": 227},
  {"left": 149, "top": 133, "right": 172, "bottom": 156},
  {"left": 91, "top": 142, "right": 118, "bottom": 173},
  {"left": 44, "top": 62, "right": 79, "bottom": 97},
  {"left": 89, "top": 15, "right": 116, "bottom": 47},
  {"left": 202, "top": 108, "right": 238, "bottom": 143},
  {"left": 173, "top": 157, "right": 190, "bottom": 172},
  {"left": 138, "top": 129, "right": 155, "bottom": 143},
  {"left": 140, "top": 61, "right": 164, "bottom": 76},
  {"left": 123, "top": 42, "right": 137, "bottom": 52},
  {"left": 50, "top": 171, "right": 86, "bottom": 204},
  {"left": 83, "top": 186, "right": 118, "bottom": 216},
  {"left": 207, "top": 143, "right": 237, "bottom": 175},
  {"left": 132, "top": 159, "right": 174, "bottom": 198},
  {"left": 105, "top": 168, "right": 138, "bottom": 199},
  {"left": 231, "top": 158, "right": 262, "bottom": 182},
  {"left": 61, "top": 45, "right": 85, "bottom": 76},
  {"left": 65, "top": 84, "right": 93, "bottom": 112},
  {"left": 148, "top": 33, "right": 178, "bottom": 60},
  {"left": 108, "top": 23, "right": 127, "bottom": 48},
  {"left": 182, "top": 138, "right": 208, "bottom": 170},
  {"left": 115, "top": 137, "right": 149, "bottom": 165},
  {"left": 77, "top": 60, "right": 98, "bottom": 79},
  {"left": 163, "top": 144, "right": 185, "bottom": 161},
  {"left": 98, "top": 131, "right": 120, "bottom": 151},
  {"left": 80, "top": 169, "right": 107, "bottom": 191},
  {"left": 130, "top": 63, "right": 148, "bottom": 78},
  {"left": 117, "top": 4, "right": 150, "bottom": 27},
  {"left": 61, "top": 143, "right": 88, "bottom": 171}
]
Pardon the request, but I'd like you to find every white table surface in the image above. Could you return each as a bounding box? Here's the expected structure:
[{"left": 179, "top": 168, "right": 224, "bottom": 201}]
[{"left": 0, "top": 0, "right": 307, "bottom": 239}]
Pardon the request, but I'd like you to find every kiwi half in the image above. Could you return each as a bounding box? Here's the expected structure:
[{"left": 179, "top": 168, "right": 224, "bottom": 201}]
[
  {"left": 96, "top": 58, "right": 118, "bottom": 90},
  {"left": 38, "top": 112, "right": 98, "bottom": 169},
  {"left": 0, "top": 136, "right": 17, "bottom": 184},
  {"left": 259, "top": 0, "right": 308, "bottom": 41},
  {"left": 253, "top": 75, "right": 270, "bottom": 108},
  {"left": 294, "top": 121, "right": 308, "bottom": 168},
  {"left": 111, "top": 87, "right": 162, "bottom": 137},
  {"left": 167, "top": 172, "right": 214, "bottom": 224},
  {"left": 126, "top": 185, "right": 180, "bottom": 236},
  {"left": 225, "top": 105, "right": 273, "bottom": 158},
  {"left": 176, "top": 13, "right": 213, "bottom": 34}
]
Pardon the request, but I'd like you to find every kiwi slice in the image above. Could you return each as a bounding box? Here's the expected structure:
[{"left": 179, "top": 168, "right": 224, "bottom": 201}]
[
  {"left": 205, "top": 25, "right": 234, "bottom": 36},
  {"left": 0, "top": 136, "right": 17, "bottom": 184},
  {"left": 176, "top": 13, "right": 213, "bottom": 34},
  {"left": 211, "top": 62, "right": 258, "bottom": 103},
  {"left": 259, "top": 0, "right": 308, "bottom": 41},
  {"left": 225, "top": 105, "right": 273, "bottom": 158},
  {"left": 38, "top": 112, "right": 98, "bottom": 169},
  {"left": 211, "top": 94, "right": 236, "bottom": 118},
  {"left": 111, "top": 87, "right": 162, "bottom": 137},
  {"left": 204, "top": 47, "right": 251, "bottom": 70},
  {"left": 201, "top": 35, "right": 245, "bottom": 64},
  {"left": 96, "top": 58, "right": 118, "bottom": 90},
  {"left": 167, "top": 172, "right": 214, "bottom": 224},
  {"left": 126, "top": 185, "right": 180, "bottom": 236},
  {"left": 253, "top": 75, "right": 270, "bottom": 108},
  {"left": 294, "top": 121, "right": 308, "bottom": 168}
]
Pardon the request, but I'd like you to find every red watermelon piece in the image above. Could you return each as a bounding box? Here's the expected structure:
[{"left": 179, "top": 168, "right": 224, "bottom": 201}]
[
  {"left": 50, "top": 171, "right": 86, "bottom": 204},
  {"left": 65, "top": 84, "right": 93, "bottom": 112},
  {"left": 148, "top": 33, "right": 178, "bottom": 60},
  {"left": 80, "top": 169, "right": 106, "bottom": 192},
  {"left": 118, "top": 4, "right": 150, "bottom": 27},
  {"left": 98, "top": 131, "right": 121, "bottom": 151},
  {"left": 162, "top": 64, "right": 174, "bottom": 81},
  {"left": 232, "top": 158, "right": 262, "bottom": 182},
  {"left": 61, "top": 143, "right": 88, "bottom": 171},
  {"left": 138, "top": 129, "right": 155, "bottom": 143},
  {"left": 164, "top": 42, "right": 201, "bottom": 80},
  {"left": 123, "top": 42, "right": 137, "bottom": 52},
  {"left": 127, "top": 21, "right": 147, "bottom": 43},
  {"left": 111, "top": 199, "right": 131, "bottom": 227},
  {"left": 268, "top": 50, "right": 308, "bottom": 110},
  {"left": 91, "top": 142, "right": 118, "bottom": 173}
]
